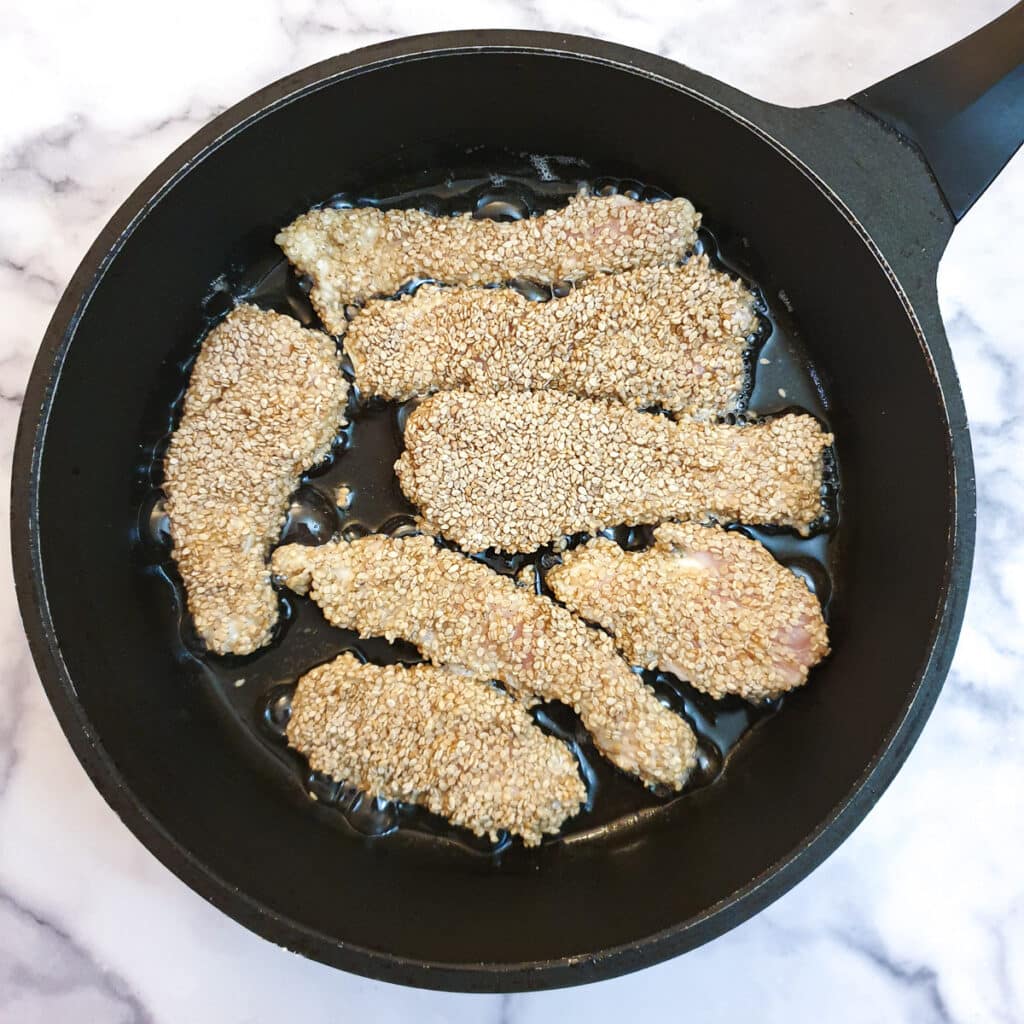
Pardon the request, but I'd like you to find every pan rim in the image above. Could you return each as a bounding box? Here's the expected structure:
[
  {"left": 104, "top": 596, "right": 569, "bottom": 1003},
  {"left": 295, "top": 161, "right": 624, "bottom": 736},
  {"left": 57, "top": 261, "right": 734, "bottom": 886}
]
[{"left": 10, "top": 29, "right": 975, "bottom": 992}]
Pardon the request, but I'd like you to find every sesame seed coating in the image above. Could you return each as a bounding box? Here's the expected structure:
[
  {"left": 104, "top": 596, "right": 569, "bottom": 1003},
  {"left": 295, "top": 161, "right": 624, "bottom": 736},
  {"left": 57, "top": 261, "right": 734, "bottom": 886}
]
[
  {"left": 163, "top": 305, "right": 348, "bottom": 655},
  {"left": 275, "top": 194, "right": 700, "bottom": 332},
  {"left": 288, "top": 653, "right": 586, "bottom": 845},
  {"left": 345, "top": 258, "right": 755, "bottom": 416},
  {"left": 546, "top": 523, "right": 830, "bottom": 702},
  {"left": 271, "top": 535, "right": 697, "bottom": 789},
  {"left": 396, "top": 391, "right": 833, "bottom": 553}
]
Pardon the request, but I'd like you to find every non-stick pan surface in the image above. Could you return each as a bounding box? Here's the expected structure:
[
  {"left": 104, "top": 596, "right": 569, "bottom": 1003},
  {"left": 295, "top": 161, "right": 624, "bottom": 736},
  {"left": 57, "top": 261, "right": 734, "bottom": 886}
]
[{"left": 11, "top": 13, "right": 1022, "bottom": 991}]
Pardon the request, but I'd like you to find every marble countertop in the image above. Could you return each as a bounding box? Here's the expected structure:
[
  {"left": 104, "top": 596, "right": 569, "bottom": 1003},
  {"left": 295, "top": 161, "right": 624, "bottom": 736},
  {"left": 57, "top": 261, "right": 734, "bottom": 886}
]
[{"left": 1, "top": 1, "right": 1021, "bottom": 1020}]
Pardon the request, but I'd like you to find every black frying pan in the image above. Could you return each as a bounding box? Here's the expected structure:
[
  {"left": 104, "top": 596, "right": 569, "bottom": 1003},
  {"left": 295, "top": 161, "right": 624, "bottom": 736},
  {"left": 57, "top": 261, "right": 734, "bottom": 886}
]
[{"left": 12, "top": 7, "right": 1023, "bottom": 992}]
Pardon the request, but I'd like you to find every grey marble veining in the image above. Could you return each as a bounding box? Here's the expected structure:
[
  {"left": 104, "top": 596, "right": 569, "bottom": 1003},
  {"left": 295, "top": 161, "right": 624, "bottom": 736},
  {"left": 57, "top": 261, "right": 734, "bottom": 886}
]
[{"left": 0, "top": 2, "right": 1021, "bottom": 1021}]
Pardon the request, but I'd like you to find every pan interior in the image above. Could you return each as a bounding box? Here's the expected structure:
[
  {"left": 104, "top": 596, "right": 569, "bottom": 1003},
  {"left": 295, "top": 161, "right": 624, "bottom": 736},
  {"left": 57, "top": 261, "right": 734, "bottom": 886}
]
[{"left": 30, "top": 49, "right": 954, "bottom": 978}]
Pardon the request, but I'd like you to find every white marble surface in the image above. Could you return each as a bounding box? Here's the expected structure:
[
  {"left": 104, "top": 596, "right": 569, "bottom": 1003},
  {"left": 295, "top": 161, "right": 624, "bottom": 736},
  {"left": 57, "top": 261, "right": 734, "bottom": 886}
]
[{"left": 1, "top": 1, "right": 1022, "bottom": 1020}]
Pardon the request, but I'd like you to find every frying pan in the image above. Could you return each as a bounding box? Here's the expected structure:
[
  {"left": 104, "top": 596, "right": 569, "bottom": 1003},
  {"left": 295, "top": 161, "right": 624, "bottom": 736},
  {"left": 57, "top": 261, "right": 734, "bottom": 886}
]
[{"left": 12, "top": 7, "right": 1023, "bottom": 992}]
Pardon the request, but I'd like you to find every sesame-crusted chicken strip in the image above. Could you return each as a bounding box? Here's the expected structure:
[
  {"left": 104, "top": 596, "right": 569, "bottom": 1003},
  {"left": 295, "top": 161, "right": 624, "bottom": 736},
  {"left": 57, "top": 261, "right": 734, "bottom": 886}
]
[
  {"left": 163, "top": 305, "right": 348, "bottom": 656},
  {"left": 396, "top": 391, "right": 832, "bottom": 554},
  {"left": 271, "top": 535, "right": 698, "bottom": 789},
  {"left": 546, "top": 523, "right": 830, "bottom": 703},
  {"left": 275, "top": 194, "right": 700, "bottom": 332},
  {"left": 345, "top": 258, "right": 756, "bottom": 416},
  {"left": 288, "top": 654, "right": 586, "bottom": 845}
]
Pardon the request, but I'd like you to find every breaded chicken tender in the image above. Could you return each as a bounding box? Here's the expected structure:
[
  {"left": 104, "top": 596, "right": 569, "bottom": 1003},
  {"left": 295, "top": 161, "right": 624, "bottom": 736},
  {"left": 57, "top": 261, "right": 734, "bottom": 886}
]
[
  {"left": 164, "top": 305, "right": 347, "bottom": 655},
  {"left": 546, "top": 523, "right": 830, "bottom": 702},
  {"left": 396, "top": 391, "right": 832, "bottom": 553},
  {"left": 276, "top": 194, "right": 700, "bottom": 331},
  {"left": 288, "top": 653, "right": 586, "bottom": 845},
  {"left": 345, "top": 257, "right": 755, "bottom": 416},
  {"left": 272, "top": 535, "right": 697, "bottom": 789}
]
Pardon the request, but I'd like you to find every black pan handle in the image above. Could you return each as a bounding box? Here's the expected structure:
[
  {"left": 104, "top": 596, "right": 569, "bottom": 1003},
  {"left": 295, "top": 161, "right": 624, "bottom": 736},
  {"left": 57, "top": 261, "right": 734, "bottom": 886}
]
[{"left": 851, "top": 2, "right": 1024, "bottom": 222}]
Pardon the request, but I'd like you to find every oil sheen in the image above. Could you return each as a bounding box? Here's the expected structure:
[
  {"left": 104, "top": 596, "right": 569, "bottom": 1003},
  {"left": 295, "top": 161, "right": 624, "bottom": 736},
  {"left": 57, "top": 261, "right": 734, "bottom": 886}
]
[{"left": 134, "top": 156, "right": 839, "bottom": 857}]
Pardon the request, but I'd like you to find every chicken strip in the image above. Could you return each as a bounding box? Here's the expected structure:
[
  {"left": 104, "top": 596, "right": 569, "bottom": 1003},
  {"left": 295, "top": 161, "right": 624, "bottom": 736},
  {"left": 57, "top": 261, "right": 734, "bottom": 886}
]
[
  {"left": 272, "top": 535, "right": 697, "bottom": 789},
  {"left": 288, "top": 653, "right": 586, "bottom": 845},
  {"left": 546, "top": 524, "right": 830, "bottom": 702},
  {"left": 396, "top": 391, "right": 832, "bottom": 553},
  {"left": 276, "top": 194, "right": 700, "bottom": 331},
  {"left": 345, "top": 257, "right": 756, "bottom": 416},
  {"left": 164, "top": 305, "right": 348, "bottom": 655}
]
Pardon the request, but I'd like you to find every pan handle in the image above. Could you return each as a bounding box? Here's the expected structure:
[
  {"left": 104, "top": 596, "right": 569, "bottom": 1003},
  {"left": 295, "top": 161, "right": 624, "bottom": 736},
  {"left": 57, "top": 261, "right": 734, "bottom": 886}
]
[{"left": 850, "top": 2, "right": 1024, "bottom": 222}]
